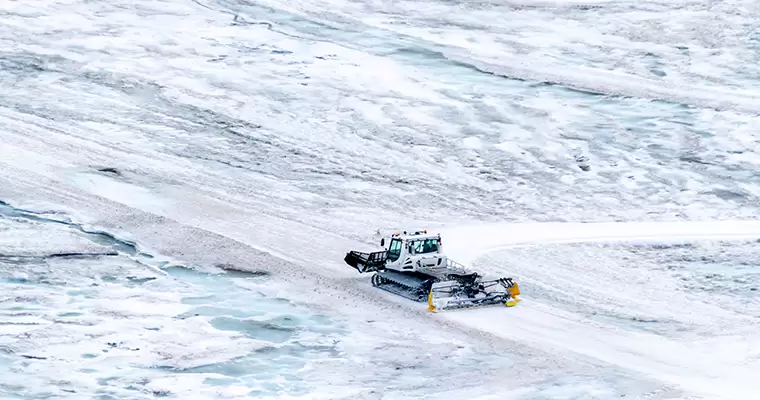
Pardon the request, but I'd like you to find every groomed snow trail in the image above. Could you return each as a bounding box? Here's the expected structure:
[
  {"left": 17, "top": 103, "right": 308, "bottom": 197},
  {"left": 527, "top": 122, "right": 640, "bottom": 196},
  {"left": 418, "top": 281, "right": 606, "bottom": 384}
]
[
  {"left": 441, "top": 220, "right": 760, "bottom": 266},
  {"left": 439, "top": 221, "right": 760, "bottom": 400}
]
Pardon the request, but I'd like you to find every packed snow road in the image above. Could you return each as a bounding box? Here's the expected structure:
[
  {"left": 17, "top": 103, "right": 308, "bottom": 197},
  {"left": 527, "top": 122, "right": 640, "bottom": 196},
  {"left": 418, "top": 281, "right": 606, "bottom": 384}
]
[
  {"left": 2, "top": 0, "right": 760, "bottom": 398},
  {"left": 439, "top": 222, "right": 760, "bottom": 400}
]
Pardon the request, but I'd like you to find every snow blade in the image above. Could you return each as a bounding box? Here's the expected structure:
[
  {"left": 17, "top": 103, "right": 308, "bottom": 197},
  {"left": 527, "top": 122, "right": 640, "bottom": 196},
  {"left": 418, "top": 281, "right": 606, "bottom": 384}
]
[{"left": 427, "top": 275, "right": 520, "bottom": 312}]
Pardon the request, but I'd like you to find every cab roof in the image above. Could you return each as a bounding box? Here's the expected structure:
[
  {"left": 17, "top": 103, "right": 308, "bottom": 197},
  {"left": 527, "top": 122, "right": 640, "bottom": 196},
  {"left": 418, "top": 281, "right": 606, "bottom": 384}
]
[{"left": 389, "top": 230, "right": 440, "bottom": 240}]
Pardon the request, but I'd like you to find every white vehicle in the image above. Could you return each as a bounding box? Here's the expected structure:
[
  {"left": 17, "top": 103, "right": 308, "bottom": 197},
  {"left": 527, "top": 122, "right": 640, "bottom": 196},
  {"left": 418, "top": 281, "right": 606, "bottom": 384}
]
[{"left": 344, "top": 230, "right": 520, "bottom": 312}]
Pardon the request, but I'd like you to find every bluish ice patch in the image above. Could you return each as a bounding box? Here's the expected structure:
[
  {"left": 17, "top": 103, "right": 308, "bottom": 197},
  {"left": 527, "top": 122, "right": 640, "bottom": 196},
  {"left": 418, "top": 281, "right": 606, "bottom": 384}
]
[
  {"left": 0, "top": 389, "right": 26, "bottom": 400},
  {"left": 0, "top": 354, "right": 12, "bottom": 370},
  {"left": 155, "top": 266, "right": 343, "bottom": 396},
  {"left": 149, "top": 344, "right": 318, "bottom": 396},
  {"left": 175, "top": 305, "right": 263, "bottom": 319},
  {"left": 0, "top": 201, "right": 345, "bottom": 398},
  {"left": 0, "top": 201, "right": 139, "bottom": 258},
  {"left": 0, "top": 276, "right": 34, "bottom": 285},
  {"left": 65, "top": 288, "right": 99, "bottom": 298},
  {"left": 209, "top": 316, "right": 294, "bottom": 343},
  {"left": 57, "top": 311, "right": 84, "bottom": 317}
]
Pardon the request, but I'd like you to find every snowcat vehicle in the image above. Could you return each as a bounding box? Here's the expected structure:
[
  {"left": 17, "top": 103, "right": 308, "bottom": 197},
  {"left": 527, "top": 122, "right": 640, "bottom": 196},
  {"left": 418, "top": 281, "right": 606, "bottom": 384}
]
[{"left": 344, "top": 230, "right": 520, "bottom": 312}]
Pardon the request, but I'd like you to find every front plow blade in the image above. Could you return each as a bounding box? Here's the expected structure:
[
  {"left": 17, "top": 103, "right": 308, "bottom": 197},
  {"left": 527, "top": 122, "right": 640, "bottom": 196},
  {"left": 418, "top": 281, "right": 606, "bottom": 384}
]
[{"left": 427, "top": 277, "right": 520, "bottom": 312}]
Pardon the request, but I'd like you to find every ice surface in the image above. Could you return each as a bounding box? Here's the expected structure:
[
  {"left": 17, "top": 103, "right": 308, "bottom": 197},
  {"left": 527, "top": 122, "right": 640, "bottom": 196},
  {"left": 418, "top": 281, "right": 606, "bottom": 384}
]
[
  {"left": 2, "top": 0, "right": 760, "bottom": 228},
  {"left": 1, "top": 0, "right": 760, "bottom": 398},
  {"left": 0, "top": 204, "right": 113, "bottom": 258},
  {"left": 0, "top": 208, "right": 348, "bottom": 399}
]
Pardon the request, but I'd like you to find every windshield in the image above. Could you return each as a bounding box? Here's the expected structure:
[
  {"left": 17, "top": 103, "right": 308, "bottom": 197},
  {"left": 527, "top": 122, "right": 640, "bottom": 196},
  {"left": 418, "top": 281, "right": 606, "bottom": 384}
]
[
  {"left": 411, "top": 238, "right": 438, "bottom": 254},
  {"left": 388, "top": 238, "right": 402, "bottom": 261}
]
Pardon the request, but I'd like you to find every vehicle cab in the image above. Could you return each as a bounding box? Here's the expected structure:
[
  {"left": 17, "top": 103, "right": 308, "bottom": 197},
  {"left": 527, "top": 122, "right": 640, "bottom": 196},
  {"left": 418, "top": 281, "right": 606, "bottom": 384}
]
[{"left": 381, "top": 230, "right": 447, "bottom": 272}]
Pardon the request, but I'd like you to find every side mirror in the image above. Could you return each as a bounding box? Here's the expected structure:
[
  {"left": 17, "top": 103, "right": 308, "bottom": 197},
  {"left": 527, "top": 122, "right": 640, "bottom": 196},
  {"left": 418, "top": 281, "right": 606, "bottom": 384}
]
[{"left": 380, "top": 238, "right": 385, "bottom": 247}]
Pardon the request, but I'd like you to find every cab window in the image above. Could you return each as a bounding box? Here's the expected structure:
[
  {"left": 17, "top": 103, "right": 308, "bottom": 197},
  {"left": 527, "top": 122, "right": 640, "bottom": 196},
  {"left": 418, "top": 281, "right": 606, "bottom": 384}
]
[
  {"left": 388, "top": 238, "right": 402, "bottom": 261},
  {"left": 411, "top": 239, "right": 438, "bottom": 254}
]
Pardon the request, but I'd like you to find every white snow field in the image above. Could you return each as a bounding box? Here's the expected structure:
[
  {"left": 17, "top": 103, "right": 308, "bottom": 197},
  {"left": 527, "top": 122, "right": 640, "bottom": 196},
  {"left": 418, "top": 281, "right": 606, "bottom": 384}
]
[
  {"left": 439, "top": 222, "right": 760, "bottom": 400},
  {"left": 2, "top": 0, "right": 760, "bottom": 399}
]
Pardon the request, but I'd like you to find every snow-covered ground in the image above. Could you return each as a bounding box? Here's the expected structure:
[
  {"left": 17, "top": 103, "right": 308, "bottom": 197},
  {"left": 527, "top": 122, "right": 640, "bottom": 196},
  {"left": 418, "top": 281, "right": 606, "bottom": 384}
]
[
  {"left": 439, "top": 222, "right": 760, "bottom": 399},
  {"left": 1, "top": 0, "right": 760, "bottom": 398}
]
